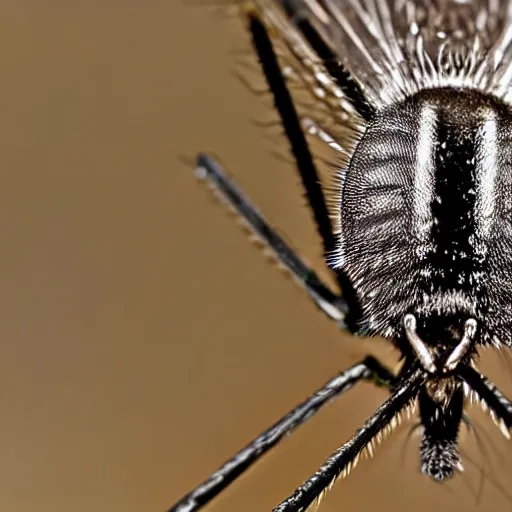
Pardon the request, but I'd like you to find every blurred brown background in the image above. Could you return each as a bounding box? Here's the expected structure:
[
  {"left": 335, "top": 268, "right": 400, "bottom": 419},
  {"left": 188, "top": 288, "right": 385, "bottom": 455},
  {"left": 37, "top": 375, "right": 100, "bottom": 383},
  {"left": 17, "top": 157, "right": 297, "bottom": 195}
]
[{"left": 0, "top": 2, "right": 511, "bottom": 512}]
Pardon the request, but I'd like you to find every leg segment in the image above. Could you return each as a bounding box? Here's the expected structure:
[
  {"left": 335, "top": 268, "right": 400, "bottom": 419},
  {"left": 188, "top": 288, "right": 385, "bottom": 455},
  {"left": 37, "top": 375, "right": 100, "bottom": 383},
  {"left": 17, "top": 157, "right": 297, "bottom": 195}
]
[
  {"left": 285, "top": 15, "right": 375, "bottom": 121},
  {"left": 246, "top": 13, "right": 339, "bottom": 274},
  {"left": 167, "top": 356, "right": 395, "bottom": 512},
  {"left": 273, "top": 369, "right": 424, "bottom": 512},
  {"left": 196, "top": 154, "right": 348, "bottom": 326},
  {"left": 459, "top": 364, "right": 512, "bottom": 438}
]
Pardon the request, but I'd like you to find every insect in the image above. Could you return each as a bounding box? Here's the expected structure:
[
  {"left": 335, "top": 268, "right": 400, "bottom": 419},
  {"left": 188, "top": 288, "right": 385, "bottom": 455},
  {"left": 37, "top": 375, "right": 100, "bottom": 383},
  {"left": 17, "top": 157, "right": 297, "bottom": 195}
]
[{"left": 170, "top": 0, "right": 512, "bottom": 510}]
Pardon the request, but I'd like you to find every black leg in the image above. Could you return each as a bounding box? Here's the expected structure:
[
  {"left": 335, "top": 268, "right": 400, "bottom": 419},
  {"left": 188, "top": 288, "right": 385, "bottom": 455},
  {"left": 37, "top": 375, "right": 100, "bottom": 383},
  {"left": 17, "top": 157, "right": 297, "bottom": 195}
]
[
  {"left": 273, "top": 369, "right": 425, "bottom": 512},
  {"left": 167, "top": 356, "right": 395, "bottom": 512},
  {"left": 459, "top": 365, "right": 512, "bottom": 438},
  {"left": 196, "top": 154, "right": 348, "bottom": 326},
  {"left": 287, "top": 16, "right": 375, "bottom": 121},
  {"left": 246, "top": 13, "right": 340, "bottom": 277}
]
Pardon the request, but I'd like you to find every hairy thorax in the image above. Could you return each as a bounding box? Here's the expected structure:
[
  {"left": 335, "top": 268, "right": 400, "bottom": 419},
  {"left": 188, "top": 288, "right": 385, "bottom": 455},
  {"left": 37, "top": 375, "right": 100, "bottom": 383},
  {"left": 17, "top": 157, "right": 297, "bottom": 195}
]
[{"left": 338, "top": 87, "right": 512, "bottom": 351}]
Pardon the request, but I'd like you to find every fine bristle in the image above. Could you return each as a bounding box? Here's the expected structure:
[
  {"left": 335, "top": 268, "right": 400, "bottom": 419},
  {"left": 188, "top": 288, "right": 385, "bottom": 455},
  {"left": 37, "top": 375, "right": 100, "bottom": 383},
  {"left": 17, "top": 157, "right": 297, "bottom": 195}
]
[
  {"left": 420, "top": 437, "right": 461, "bottom": 481},
  {"left": 250, "top": 0, "right": 512, "bottom": 104},
  {"left": 303, "top": 400, "right": 418, "bottom": 512},
  {"left": 463, "top": 385, "right": 512, "bottom": 440}
]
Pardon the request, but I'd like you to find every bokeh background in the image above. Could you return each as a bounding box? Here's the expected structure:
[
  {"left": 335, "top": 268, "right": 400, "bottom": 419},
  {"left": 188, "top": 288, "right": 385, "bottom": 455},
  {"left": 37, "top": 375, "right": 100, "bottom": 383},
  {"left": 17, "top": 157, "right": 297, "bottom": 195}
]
[{"left": 0, "top": 2, "right": 512, "bottom": 511}]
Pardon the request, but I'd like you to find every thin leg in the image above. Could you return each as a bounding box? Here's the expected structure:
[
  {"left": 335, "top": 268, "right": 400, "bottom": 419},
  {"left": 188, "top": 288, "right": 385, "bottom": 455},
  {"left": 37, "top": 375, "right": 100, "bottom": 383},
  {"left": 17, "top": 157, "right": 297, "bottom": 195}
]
[
  {"left": 196, "top": 154, "right": 348, "bottom": 326},
  {"left": 167, "top": 356, "right": 395, "bottom": 512},
  {"left": 246, "top": 13, "right": 340, "bottom": 275},
  {"left": 273, "top": 369, "right": 424, "bottom": 512},
  {"left": 459, "top": 364, "right": 512, "bottom": 438},
  {"left": 288, "top": 16, "right": 375, "bottom": 121}
]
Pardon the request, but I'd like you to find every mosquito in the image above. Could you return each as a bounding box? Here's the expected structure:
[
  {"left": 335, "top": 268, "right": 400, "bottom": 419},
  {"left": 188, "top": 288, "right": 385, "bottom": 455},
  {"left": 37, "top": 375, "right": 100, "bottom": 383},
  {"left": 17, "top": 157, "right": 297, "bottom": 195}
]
[{"left": 170, "top": 1, "right": 512, "bottom": 510}]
